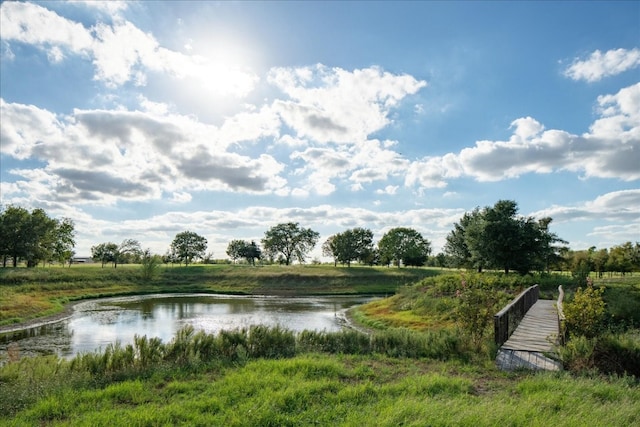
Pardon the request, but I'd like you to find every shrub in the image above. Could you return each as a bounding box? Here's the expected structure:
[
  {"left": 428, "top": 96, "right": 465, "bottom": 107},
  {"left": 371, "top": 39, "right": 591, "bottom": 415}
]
[{"left": 564, "top": 279, "right": 606, "bottom": 338}]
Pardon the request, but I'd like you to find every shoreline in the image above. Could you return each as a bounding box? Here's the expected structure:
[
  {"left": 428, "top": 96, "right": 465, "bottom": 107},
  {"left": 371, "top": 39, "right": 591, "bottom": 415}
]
[
  {"left": 0, "top": 293, "right": 380, "bottom": 335},
  {"left": 0, "top": 302, "right": 78, "bottom": 334}
]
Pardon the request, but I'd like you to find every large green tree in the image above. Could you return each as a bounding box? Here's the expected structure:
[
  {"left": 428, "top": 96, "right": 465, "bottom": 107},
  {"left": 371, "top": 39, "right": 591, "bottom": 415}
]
[
  {"left": 0, "top": 205, "right": 76, "bottom": 267},
  {"left": 378, "top": 227, "right": 431, "bottom": 268},
  {"left": 444, "top": 200, "right": 566, "bottom": 274},
  {"left": 323, "top": 227, "right": 374, "bottom": 267},
  {"left": 262, "top": 222, "right": 319, "bottom": 265},
  {"left": 170, "top": 231, "right": 207, "bottom": 266}
]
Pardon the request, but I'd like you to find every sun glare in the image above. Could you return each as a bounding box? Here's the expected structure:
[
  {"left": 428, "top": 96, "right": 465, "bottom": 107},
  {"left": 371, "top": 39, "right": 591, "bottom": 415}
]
[{"left": 189, "top": 36, "right": 260, "bottom": 99}]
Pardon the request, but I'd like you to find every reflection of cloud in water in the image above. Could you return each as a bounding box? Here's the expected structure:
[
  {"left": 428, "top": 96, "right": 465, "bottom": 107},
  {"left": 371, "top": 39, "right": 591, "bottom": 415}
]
[{"left": 1, "top": 294, "right": 377, "bottom": 360}]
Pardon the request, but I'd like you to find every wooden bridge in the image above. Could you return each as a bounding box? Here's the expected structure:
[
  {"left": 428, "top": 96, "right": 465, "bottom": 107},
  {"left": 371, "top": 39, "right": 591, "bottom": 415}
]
[{"left": 494, "top": 285, "right": 565, "bottom": 371}]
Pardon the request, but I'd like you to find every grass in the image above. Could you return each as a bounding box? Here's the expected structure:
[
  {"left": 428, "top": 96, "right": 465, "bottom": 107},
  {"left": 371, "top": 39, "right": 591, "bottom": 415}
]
[
  {"left": 1, "top": 268, "right": 639, "bottom": 425},
  {"left": 0, "top": 264, "right": 438, "bottom": 326},
  {"left": 1, "top": 354, "right": 638, "bottom": 427}
]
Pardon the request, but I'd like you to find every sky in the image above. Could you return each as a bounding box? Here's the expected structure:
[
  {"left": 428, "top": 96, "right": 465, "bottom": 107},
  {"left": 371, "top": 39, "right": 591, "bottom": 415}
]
[{"left": 1, "top": 1, "right": 639, "bottom": 261}]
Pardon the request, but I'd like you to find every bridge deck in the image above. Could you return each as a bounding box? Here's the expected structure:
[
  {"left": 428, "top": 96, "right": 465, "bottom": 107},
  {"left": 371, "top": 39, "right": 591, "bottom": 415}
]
[{"left": 496, "top": 299, "right": 562, "bottom": 371}]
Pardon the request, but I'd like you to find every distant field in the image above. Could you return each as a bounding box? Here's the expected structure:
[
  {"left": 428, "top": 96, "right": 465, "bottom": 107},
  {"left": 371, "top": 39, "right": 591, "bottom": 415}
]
[{"left": 0, "top": 264, "right": 440, "bottom": 327}]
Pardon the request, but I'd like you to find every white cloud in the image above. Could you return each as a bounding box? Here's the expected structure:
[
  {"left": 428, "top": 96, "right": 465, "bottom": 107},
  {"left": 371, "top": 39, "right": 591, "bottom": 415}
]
[
  {"left": 269, "top": 64, "right": 426, "bottom": 144},
  {"left": 406, "top": 83, "right": 640, "bottom": 189},
  {"left": 376, "top": 185, "right": 399, "bottom": 195},
  {"left": 0, "top": 99, "right": 288, "bottom": 204},
  {"left": 530, "top": 189, "right": 640, "bottom": 223},
  {"left": 0, "top": 2, "right": 93, "bottom": 54},
  {"left": 564, "top": 48, "right": 640, "bottom": 82}
]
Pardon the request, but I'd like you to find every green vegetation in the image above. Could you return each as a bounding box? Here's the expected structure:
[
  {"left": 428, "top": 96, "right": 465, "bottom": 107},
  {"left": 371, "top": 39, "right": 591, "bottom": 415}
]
[
  {"left": 0, "top": 264, "right": 437, "bottom": 326},
  {"left": 1, "top": 326, "right": 638, "bottom": 426},
  {"left": 1, "top": 267, "right": 639, "bottom": 425}
]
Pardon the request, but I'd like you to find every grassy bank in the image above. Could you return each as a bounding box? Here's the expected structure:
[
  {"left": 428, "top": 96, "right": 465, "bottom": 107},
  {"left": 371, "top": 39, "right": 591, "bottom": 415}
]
[
  {"left": 1, "top": 325, "right": 638, "bottom": 426},
  {"left": 0, "top": 264, "right": 438, "bottom": 327},
  {"left": 2, "top": 268, "right": 639, "bottom": 425}
]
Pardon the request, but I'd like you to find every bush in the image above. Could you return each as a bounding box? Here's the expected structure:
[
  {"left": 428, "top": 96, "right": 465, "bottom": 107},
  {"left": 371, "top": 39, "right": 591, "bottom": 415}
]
[
  {"left": 559, "top": 332, "right": 640, "bottom": 377},
  {"left": 564, "top": 279, "right": 606, "bottom": 338}
]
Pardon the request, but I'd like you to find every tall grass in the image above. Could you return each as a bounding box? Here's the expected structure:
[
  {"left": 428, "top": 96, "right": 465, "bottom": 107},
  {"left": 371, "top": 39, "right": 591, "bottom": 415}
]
[
  {"left": 1, "top": 324, "right": 467, "bottom": 417},
  {"left": 3, "top": 353, "right": 639, "bottom": 426}
]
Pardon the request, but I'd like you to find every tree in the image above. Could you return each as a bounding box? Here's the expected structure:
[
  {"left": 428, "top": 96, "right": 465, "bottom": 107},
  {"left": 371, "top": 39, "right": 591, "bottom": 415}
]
[
  {"left": 242, "top": 241, "right": 262, "bottom": 266},
  {"left": 170, "top": 231, "right": 207, "bottom": 266},
  {"left": 0, "top": 205, "right": 75, "bottom": 268},
  {"left": 52, "top": 218, "right": 76, "bottom": 267},
  {"left": 324, "top": 227, "right": 374, "bottom": 267},
  {"left": 444, "top": 208, "right": 485, "bottom": 272},
  {"left": 378, "top": 227, "right": 431, "bottom": 268},
  {"left": 481, "top": 200, "right": 522, "bottom": 274},
  {"left": 227, "top": 240, "right": 246, "bottom": 263},
  {"left": 91, "top": 242, "right": 118, "bottom": 268},
  {"left": 445, "top": 200, "right": 567, "bottom": 274},
  {"left": 227, "top": 239, "right": 262, "bottom": 265},
  {"left": 114, "top": 239, "right": 142, "bottom": 268},
  {"left": 322, "top": 235, "right": 338, "bottom": 266},
  {"left": 0, "top": 205, "right": 31, "bottom": 267},
  {"left": 90, "top": 239, "right": 141, "bottom": 268},
  {"left": 261, "top": 222, "right": 319, "bottom": 265}
]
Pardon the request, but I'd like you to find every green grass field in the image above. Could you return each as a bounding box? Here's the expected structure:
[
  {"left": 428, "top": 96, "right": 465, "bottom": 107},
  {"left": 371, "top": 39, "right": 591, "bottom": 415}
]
[
  {"left": 1, "top": 353, "right": 638, "bottom": 427},
  {"left": 1, "top": 266, "right": 639, "bottom": 426}
]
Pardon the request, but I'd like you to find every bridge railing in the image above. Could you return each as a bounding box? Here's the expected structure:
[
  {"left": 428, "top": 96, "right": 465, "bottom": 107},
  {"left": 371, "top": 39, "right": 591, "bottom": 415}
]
[
  {"left": 557, "top": 285, "right": 566, "bottom": 345},
  {"left": 494, "top": 284, "right": 539, "bottom": 346}
]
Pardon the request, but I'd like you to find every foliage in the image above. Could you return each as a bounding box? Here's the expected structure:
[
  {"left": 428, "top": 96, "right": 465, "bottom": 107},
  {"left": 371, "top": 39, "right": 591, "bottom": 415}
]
[
  {"left": 170, "top": 231, "right": 208, "bottom": 266},
  {"left": 0, "top": 205, "right": 76, "bottom": 268},
  {"left": 3, "top": 337, "right": 640, "bottom": 425},
  {"left": 564, "top": 279, "right": 606, "bottom": 338},
  {"left": 558, "top": 331, "right": 640, "bottom": 377},
  {"left": 454, "top": 282, "right": 502, "bottom": 347},
  {"left": 323, "top": 227, "right": 374, "bottom": 267},
  {"left": 140, "top": 249, "right": 162, "bottom": 281},
  {"left": 226, "top": 239, "right": 261, "bottom": 265},
  {"left": 377, "top": 227, "right": 431, "bottom": 268},
  {"left": 261, "top": 222, "right": 320, "bottom": 265},
  {"left": 91, "top": 239, "right": 142, "bottom": 268},
  {"left": 444, "top": 200, "right": 567, "bottom": 274}
]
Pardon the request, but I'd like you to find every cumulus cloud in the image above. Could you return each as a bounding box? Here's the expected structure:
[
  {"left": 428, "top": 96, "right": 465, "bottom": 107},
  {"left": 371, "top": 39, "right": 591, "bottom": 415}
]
[
  {"left": 268, "top": 64, "right": 426, "bottom": 144},
  {"left": 564, "top": 48, "right": 640, "bottom": 82},
  {"left": 530, "top": 189, "right": 640, "bottom": 223},
  {"left": 0, "top": 99, "right": 288, "bottom": 204},
  {"left": 406, "top": 83, "right": 640, "bottom": 189}
]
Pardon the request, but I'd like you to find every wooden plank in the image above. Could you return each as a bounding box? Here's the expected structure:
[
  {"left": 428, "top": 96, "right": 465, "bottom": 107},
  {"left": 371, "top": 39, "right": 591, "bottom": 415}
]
[{"left": 501, "top": 300, "right": 559, "bottom": 353}]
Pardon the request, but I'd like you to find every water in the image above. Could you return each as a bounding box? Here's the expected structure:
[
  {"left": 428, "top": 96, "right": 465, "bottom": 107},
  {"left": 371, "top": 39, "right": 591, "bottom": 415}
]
[{"left": 0, "top": 294, "right": 376, "bottom": 360}]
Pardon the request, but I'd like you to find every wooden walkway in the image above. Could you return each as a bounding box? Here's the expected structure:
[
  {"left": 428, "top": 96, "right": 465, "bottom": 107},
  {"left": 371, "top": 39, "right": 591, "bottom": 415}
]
[{"left": 496, "top": 300, "right": 562, "bottom": 371}]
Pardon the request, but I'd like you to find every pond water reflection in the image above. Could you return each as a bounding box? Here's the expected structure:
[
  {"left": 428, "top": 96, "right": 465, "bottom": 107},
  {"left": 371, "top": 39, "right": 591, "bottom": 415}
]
[{"left": 0, "top": 294, "right": 376, "bottom": 360}]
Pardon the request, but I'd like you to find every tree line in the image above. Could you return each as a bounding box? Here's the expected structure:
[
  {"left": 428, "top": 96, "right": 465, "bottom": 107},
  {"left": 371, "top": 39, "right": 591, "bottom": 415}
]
[{"left": 2, "top": 201, "right": 638, "bottom": 275}]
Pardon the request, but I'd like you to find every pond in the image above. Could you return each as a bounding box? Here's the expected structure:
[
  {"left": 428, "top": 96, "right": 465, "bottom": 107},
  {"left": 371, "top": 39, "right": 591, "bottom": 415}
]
[{"left": 0, "top": 294, "right": 376, "bottom": 360}]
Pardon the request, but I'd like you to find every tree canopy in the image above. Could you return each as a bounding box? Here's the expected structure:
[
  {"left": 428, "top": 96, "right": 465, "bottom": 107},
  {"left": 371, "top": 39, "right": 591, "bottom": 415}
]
[
  {"left": 378, "top": 227, "right": 431, "bottom": 268},
  {"left": 91, "top": 239, "right": 142, "bottom": 268},
  {"left": 0, "top": 205, "right": 76, "bottom": 267},
  {"left": 262, "top": 222, "right": 319, "bottom": 265},
  {"left": 226, "top": 239, "right": 262, "bottom": 265},
  {"left": 170, "top": 231, "right": 208, "bottom": 266},
  {"left": 444, "top": 200, "right": 567, "bottom": 274},
  {"left": 323, "top": 227, "right": 374, "bottom": 267}
]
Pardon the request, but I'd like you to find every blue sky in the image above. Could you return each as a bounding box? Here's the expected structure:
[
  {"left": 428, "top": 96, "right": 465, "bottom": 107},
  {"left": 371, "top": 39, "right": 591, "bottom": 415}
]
[{"left": 1, "top": 1, "right": 639, "bottom": 260}]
